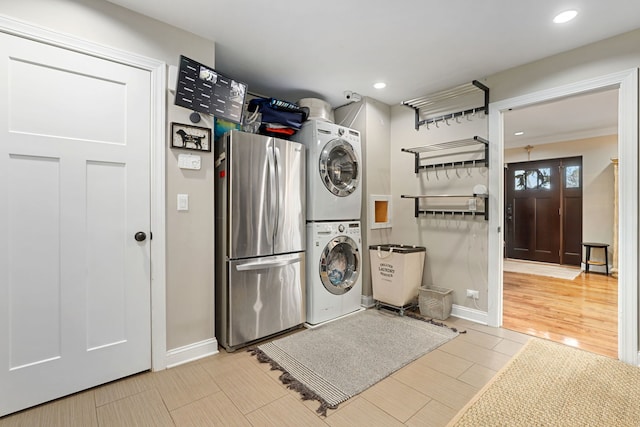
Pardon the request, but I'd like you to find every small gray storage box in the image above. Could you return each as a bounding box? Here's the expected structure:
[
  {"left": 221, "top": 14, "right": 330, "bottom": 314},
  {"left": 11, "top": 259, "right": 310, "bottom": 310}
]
[
  {"left": 419, "top": 286, "right": 453, "bottom": 320},
  {"left": 369, "top": 244, "right": 426, "bottom": 307}
]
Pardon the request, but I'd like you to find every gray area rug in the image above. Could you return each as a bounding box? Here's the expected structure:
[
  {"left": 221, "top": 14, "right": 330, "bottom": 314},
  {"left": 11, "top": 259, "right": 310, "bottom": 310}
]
[{"left": 251, "top": 309, "right": 458, "bottom": 415}]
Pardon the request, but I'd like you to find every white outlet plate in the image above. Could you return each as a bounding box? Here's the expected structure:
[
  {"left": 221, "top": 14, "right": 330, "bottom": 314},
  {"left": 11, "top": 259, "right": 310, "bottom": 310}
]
[
  {"left": 177, "top": 193, "right": 189, "bottom": 211},
  {"left": 466, "top": 289, "right": 479, "bottom": 299}
]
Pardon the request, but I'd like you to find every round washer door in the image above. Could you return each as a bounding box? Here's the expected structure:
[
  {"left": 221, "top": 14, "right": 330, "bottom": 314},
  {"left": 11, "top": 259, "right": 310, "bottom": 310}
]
[
  {"left": 318, "top": 139, "right": 359, "bottom": 197},
  {"left": 319, "top": 235, "right": 360, "bottom": 295}
]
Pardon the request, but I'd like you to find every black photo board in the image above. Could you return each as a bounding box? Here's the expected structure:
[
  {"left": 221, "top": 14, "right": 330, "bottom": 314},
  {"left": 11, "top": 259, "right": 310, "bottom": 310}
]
[{"left": 174, "top": 55, "right": 247, "bottom": 124}]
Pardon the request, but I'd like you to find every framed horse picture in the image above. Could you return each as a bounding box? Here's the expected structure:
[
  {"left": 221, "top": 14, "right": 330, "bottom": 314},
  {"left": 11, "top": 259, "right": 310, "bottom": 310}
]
[{"left": 171, "top": 122, "right": 212, "bottom": 152}]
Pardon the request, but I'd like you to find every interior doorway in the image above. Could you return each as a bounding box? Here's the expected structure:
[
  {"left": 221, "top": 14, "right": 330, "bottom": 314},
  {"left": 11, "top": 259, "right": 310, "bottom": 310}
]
[
  {"left": 501, "top": 93, "right": 615, "bottom": 357},
  {"left": 487, "top": 69, "right": 639, "bottom": 364}
]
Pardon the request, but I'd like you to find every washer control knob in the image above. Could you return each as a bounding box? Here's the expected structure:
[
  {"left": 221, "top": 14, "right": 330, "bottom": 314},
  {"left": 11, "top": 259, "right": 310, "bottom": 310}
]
[
  {"left": 338, "top": 224, "right": 345, "bottom": 233},
  {"left": 338, "top": 128, "right": 345, "bottom": 136}
]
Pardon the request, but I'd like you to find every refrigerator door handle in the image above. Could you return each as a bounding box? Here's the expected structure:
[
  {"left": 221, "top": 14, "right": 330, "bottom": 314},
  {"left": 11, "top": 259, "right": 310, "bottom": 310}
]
[
  {"left": 235, "top": 255, "right": 302, "bottom": 271},
  {"left": 266, "top": 142, "right": 277, "bottom": 243},
  {"left": 273, "top": 145, "right": 282, "bottom": 239}
]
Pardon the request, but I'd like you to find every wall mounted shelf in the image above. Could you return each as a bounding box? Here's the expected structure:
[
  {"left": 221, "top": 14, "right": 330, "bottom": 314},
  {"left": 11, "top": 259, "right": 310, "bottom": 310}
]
[
  {"left": 401, "top": 81, "right": 489, "bottom": 221},
  {"left": 401, "top": 194, "right": 489, "bottom": 220},
  {"left": 401, "top": 136, "right": 489, "bottom": 174},
  {"left": 402, "top": 80, "right": 489, "bottom": 131}
]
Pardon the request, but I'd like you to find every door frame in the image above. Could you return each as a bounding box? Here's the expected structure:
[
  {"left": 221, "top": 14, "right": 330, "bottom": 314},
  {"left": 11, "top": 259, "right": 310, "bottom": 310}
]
[
  {"left": 488, "top": 69, "right": 638, "bottom": 364},
  {"left": 0, "top": 16, "right": 168, "bottom": 370}
]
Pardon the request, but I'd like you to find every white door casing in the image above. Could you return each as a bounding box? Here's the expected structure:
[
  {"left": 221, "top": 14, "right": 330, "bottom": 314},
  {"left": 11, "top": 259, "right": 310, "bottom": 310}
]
[
  {"left": 0, "top": 17, "right": 166, "bottom": 415},
  {"left": 488, "top": 69, "right": 639, "bottom": 365}
]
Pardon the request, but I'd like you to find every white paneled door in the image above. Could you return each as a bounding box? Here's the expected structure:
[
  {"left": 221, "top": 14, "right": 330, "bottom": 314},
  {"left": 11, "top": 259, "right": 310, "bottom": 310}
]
[{"left": 0, "top": 32, "right": 152, "bottom": 416}]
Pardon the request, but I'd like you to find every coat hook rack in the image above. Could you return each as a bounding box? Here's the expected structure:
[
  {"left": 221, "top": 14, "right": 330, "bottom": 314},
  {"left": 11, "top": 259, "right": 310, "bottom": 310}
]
[{"left": 402, "top": 80, "right": 489, "bottom": 131}]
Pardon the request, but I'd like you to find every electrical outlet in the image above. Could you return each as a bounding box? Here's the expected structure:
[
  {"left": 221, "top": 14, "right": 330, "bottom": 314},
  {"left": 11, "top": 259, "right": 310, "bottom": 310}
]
[{"left": 466, "top": 289, "right": 480, "bottom": 299}]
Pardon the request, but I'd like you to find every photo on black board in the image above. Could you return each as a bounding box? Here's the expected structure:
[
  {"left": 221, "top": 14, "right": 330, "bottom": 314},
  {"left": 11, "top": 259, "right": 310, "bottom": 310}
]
[{"left": 174, "top": 55, "right": 247, "bottom": 124}]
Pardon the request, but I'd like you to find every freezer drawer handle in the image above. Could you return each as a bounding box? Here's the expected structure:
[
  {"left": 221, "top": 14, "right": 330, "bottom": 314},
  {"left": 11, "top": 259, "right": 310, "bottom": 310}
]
[{"left": 236, "top": 256, "right": 301, "bottom": 271}]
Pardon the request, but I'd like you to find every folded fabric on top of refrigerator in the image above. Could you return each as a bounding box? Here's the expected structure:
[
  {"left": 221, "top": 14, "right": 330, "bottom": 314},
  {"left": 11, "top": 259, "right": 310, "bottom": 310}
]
[
  {"left": 248, "top": 97, "right": 309, "bottom": 130},
  {"left": 260, "top": 123, "right": 296, "bottom": 137}
]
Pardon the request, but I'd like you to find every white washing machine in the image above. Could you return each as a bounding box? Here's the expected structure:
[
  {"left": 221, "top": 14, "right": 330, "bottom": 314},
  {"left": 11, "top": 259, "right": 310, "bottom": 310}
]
[
  {"left": 306, "top": 221, "right": 363, "bottom": 325},
  {"left": 292, "top": 120, "right": 362, "bottom": 221}
]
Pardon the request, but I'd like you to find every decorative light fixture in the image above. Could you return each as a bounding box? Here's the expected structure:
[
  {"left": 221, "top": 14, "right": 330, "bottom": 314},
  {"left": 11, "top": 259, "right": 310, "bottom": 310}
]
[
  {"left": 514, "top": 131, "right": 525, "bottom": 136},
  {"left": 553, "top": 10, "right": 578, "bottom": 24},
  {"left": 373, "top": 82, "right": 386, "bottom": 89},
  {"left": 524, "top": 145, "right": 534, "bottom": 160}
]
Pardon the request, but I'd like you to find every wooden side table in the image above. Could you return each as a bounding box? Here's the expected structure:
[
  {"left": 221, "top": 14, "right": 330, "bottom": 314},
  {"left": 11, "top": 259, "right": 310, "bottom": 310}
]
[{"left": 582, "top": 242, "right": 609, "bottom": 275}]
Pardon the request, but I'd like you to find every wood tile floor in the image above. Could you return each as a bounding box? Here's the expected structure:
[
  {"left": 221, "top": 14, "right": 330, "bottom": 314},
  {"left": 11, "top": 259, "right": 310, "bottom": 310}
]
[{"left": 0, "top": 316, "right": 530, "bottom": 427}]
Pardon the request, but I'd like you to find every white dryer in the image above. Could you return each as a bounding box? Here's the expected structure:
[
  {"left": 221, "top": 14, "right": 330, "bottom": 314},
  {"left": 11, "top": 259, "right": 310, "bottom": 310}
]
[
  {"left": 306, "top": 221, "right": 363, "bottom": 325},
  {"left": 293, "top": 120, "right": 362, "bottom": 221}
]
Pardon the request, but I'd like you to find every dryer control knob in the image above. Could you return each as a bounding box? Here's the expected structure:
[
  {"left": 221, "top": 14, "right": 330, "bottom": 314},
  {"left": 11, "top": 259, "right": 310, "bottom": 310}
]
[{"left": 338, "top": 224, "right": 345, "bottom": 232}]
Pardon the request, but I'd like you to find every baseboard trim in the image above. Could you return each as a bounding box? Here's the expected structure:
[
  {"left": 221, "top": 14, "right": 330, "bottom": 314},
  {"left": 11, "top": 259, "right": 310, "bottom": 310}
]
[
  {"left": 165, "top": 338, "right": 219, "bottom": 369},
  {"left": 361, "top": 294, "right": 376, "bottom": 308},
  {"left": 451, "top": 304, "right": 488, "bottom": 325}
]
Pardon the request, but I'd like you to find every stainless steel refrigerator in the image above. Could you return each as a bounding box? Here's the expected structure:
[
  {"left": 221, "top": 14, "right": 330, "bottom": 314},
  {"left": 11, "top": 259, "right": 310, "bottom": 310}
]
[{"left": 215, "top": 130, "right": 306, "bottom": 351}]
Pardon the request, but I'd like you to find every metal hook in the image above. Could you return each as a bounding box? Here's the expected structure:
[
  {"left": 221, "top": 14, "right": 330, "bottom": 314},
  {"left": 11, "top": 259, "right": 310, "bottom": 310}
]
[{"left": 434, "top": 119, "right": 440, "bottom": 128}]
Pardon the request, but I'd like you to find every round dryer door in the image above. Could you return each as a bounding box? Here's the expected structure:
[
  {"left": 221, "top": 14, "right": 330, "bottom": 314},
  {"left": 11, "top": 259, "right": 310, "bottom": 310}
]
[
  {"left": 319, "top": 236, "right": 360, "bottom": 295},
  {"left": 319, "top": 139, "right": 359, "bottom": 197}
]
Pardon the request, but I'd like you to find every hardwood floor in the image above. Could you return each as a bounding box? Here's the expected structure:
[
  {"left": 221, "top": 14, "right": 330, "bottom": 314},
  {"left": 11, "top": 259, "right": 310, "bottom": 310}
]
[{"left": 503, "top": 268, "right": 618, "bottom": 358}]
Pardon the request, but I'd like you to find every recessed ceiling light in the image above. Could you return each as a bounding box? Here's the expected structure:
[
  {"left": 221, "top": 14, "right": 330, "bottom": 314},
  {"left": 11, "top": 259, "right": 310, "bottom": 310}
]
[
  {"left": 373, "top": 82, "right": 386, "bottom": 89},
  {"left": 553, "top": 10, "right": 578, "bottom": 24},
  {"left": 514, "top": 131, "right": 525, "bottom": 136}
]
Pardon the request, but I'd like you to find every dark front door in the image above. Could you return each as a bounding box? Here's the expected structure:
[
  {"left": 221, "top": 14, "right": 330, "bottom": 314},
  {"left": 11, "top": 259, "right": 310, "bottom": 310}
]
[{"left": 505, "top": 157, "right": 582, "bottom": 265}]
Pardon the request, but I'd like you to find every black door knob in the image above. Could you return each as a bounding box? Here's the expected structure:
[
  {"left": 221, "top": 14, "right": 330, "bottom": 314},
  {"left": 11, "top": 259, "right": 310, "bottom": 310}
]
[{"left": 134, "top": 231, "right": 147, "bottom": 242}]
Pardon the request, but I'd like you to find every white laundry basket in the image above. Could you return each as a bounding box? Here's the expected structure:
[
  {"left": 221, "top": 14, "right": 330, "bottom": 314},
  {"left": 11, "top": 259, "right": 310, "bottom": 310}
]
[{"left": 369, "top": 244, "right": 426, "bottom": 307}]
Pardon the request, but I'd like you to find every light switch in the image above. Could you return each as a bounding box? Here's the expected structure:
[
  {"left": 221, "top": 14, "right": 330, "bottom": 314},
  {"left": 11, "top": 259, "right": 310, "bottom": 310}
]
[
  {"left": 178, "top": 154, "right": 201, "bottom": 170},
  {"left": 177, "top": 194, "right": 189, "bottom": 211}
]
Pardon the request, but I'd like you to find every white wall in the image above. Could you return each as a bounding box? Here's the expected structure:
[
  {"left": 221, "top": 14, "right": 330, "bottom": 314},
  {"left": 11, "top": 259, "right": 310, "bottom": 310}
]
[
  {"left": 0, "top": 0, "right": 218, "bottom": 355},
  {"left": 335, "top": 98, "right": 392, "bottom": 302},
  {"left": 505, "top": 135, "right": 618, "bottom": 255},
  {"left": 389, "top": 107, "right": 489, "bottom": 310},
  {"left": 487, "top": 29, "right": 640, "bottom": 103}
]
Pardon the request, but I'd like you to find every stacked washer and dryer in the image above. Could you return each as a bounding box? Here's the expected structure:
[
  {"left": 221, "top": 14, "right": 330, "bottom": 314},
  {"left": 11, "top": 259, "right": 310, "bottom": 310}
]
[{"left": 292, "top": 120, "right": 363, "bottom": 325}]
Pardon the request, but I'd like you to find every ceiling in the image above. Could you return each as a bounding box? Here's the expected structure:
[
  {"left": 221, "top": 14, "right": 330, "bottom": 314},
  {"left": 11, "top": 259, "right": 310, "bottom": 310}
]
[
  {"left": 504, "top": 89, "right": 618, "bottom": 148},
  {"left": 105, "top": 0, "right": 632, "bottom": 144}
]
